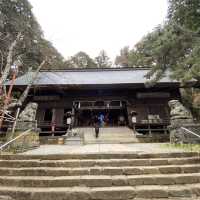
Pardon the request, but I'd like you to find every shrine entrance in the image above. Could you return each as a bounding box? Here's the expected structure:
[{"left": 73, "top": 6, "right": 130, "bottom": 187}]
[{"left": 73, "top": 100, "right": 129, "bottom": 127}]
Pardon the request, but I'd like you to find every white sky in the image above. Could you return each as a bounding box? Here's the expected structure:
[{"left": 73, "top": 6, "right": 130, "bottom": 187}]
[{"left": 29, "top": 0, "right": 168, "bottom": 61}]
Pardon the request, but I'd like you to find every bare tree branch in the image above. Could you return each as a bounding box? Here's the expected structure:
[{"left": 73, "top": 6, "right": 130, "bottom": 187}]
[
  {"left": 0, "top": 32, "right": 22, "bottom": 88},
  {"left": 0, "top": 49, "right": 3, "bottom": 74},
  {"left": 7, "top": 59, "right": 46, "bottom": 109}
]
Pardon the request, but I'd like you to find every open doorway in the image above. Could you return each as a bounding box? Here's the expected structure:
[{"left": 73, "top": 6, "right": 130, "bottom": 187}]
[{"left": 76, "top": 108, "right": 128, "bottom": 127}]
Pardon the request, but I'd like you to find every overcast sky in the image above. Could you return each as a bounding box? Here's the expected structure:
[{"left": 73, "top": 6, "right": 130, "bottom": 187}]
[{"left": 29, "top": 0, "right": 168, "bottom": 61}]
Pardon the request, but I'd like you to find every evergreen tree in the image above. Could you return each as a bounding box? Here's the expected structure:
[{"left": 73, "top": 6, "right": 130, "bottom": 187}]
[
  {"left": 95, "top": 50, "right": 112, "bottom": 68},
  {"left": 64, "top": 52, "right": 97, "bottom": 68},
  {"left": 121, "top": 0, "right": 200, "bottom": 86},
  {"left": 0, "top": 0, "right": 64, "bottom": 74},
  {"left": 115, "top": 46, "right": 129, "bottom": 67}
]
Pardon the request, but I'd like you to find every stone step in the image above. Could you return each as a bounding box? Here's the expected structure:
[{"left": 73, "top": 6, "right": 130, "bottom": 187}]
[
  {"left": 80, "top": 127, "right": 134, "bottom": 134},
  {"left": 83, "top": 127, "right": 139, "bottom": 144},
  {"left": 134, "top": 199, "right": 200, "bottom": 200},
  {"left": 0, "top": 152, "right": 198, "bottom": 160},
  {"left": 1, "top": 173, "right": 200, "bottom": 187},
  {"left": 85, "top": 139, "right": 138, "bottom": 144},
  {"left": 82, "top": 127, "right": 139, "bottom": 144},
  {"left": 0, "top": 157, "right": 199, "bottom": 168},
  {"left": 0, "top": 152, "right": 199, "bottom": 200},
  {"left": 84, "top": 134, "right": 135, "bottom": 138},
  {"left": 0, "top": 184, "right": 200, "bottom": 200},
  {"left": 86, "top": 134, "right": 133, "bottom": 136},
  {"left": 0, "top": 164, "right": 200, "bottom": 176}
]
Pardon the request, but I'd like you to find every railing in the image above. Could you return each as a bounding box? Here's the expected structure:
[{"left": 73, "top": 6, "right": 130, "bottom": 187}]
[
  {"left": 180, "top": 127, "right": 200, "bottom": 139},
  {"left": 0, "top": 129, "right": 32, "bottom": 152},
  {"left": 178, "top": 127, "right": 200, "bottom": 154},
  {"left": 137, "top": 118, "right": 170, "bottom": 125}
]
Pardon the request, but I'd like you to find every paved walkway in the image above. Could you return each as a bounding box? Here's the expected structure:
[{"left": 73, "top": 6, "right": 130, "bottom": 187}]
[{"left": 22, "top": 143, "right": 186, "bottom": 155}]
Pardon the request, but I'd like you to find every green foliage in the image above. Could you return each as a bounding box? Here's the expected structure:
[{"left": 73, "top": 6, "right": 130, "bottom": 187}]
[
  {"left": 95, "top": 50, "right": 112, "bottom": 68},
  {"left": 64, "top": 51, "right": 97, "bottom": 68},
  {"left": 129, "top": 24, "right": 198, "bottom": 86},
  {"left": 168, "top": 0, "right": 200, "bottom": 32},
  {"left": 115, "top": 46, "right": 129, "bottom": 67},
  {"left": 0, "top": 0, "right": 64, "bottom": 73},
  {"left": 163, "top": 143, "right": 200, "bottom": 152},
  {"left": 0, "top": 0, "right": 42, "bottom": 38},
  {"left": 64, "top": 50, "right": 112, "bottom": 68},
  {"left": 117, "top": 0, "right": 200, "bottom": 86}
]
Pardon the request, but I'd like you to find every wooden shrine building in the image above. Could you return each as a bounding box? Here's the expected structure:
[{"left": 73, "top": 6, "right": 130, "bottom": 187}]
[{"left": 6, "top": 68, "right": 181, "bottom": 136}]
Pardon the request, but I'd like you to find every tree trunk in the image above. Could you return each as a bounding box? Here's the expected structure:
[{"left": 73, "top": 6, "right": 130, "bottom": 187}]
[
  {"left": 7, "top": 60, "right": 46, "bottom": 109},
  {"left": 0, "top": 32, "right": 22, "bottom": 94}
]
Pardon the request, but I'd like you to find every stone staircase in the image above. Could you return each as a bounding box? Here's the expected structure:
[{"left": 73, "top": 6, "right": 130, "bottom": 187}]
[
  {"left": 81, "top": 127, "right": 138, "bottom": 144},
  {"left": 0, "top": 152, "right": 200, "bottom": 199}
]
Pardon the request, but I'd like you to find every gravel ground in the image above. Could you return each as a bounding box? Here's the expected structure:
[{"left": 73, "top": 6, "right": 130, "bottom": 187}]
[{"left": 22, "top": 143, "right": 187, "bottom": 155}]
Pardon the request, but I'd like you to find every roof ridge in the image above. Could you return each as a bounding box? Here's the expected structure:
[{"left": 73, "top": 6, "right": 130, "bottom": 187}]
[{"left": 40, "top": 67, "right": 150, "bottom": 72}]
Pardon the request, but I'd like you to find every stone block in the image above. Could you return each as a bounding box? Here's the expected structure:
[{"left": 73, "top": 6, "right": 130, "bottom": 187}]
[
  {"left": 150, "top": 159, "right": 168, "bottom": 166},
  {"left": 89, "top": 168, "right": 102, "bottom": 175},
  {"left": 128, "top": 176, "right": 155, "bottom": 186},
  {"left": 155, "top": 177, "right": 175, "bottom": 185},
  {"left": 112, "top": 176, "right": 127, "bottom": 186},
  {"left": 54, "top": 161, "right": 79, "bottom": 168},
  {"left": 136, "top": 188, "right": 168, "bottom": 198},
  {"left": 168, "top": 158, "right": 186, "bottom": 165},
  {"left": 80, "top": 160, "right": 95, "bottom": 167},
  {"left": 69, "top": 169, "right": 89, "bottom": 176},
  {"left": 168, "top": 189, "right": 192, "bottom": 197},
  {"left": 123, "top": 167, "right": 142, "bottom": 175},
  {"left": 91, "top": 188, "right": 136, "bottom": 200},
  {"left": 130, "top": 159, "right": 150, "bottom": 166},
  {"left": 102, "top": 167, "right": 123, "bottom": 175},
  {"left": 31, "top": 191, "right": 90, "bottom": 200},
  {"left": 80, "top": 176, "right": 112, "bottom": 187},
  {"left": 109, "top": 160, "right": 131, "bottom": 167},
  {"left": 159, "top": 166, "right": 181, "bottom": 174},
  {"left": 175, "top": 175, "right": 199, "bottom": 184},
  {"left": 142, "top": 167, "right": 160, "bottom": 174},
  {"left": 181, "top": 166, "right": 200, "bottom": 173},
  {"left": 49, "top": 178, "right": 80, "bottom": 187}
]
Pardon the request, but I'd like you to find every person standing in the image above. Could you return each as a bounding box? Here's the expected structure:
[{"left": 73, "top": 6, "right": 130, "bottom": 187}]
[
  {"left": 99, "top": 113, "right": 105, "bottom": 127},
  {"left": 94, "top": 115, "right": 100, "bottom": 138},
  {"left": 66, "top": 112, "right": 72, "bottom": 132},
  {"left": 131, "top": 111, "right": 137, "bottom": 132}
]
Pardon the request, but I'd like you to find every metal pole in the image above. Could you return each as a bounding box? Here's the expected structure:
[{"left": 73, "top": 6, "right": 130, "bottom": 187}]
[
  {"left": 0, "top": 129, "right": 32, "bottom": 151},
  {"left": 12, "top": 107, "right": 20, "bottom": 133},
  {"left": 181, "top": 127, "right": 200, "bottom": 139}
]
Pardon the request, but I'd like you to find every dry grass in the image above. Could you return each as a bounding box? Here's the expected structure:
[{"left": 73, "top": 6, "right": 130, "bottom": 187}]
[{"left": 162, "top": 143, "right": 200, "bottom": 152}]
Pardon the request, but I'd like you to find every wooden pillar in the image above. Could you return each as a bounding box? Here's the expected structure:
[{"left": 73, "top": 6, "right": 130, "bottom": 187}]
[
  {"left": 127, "top": 106, "right": 133, "bottom": 127},
  {"left": 71, "top": 106, "right": 75, "bottom": 128},
  {"left": 51, "top": 108, "right": 56, "bottom": 136}
]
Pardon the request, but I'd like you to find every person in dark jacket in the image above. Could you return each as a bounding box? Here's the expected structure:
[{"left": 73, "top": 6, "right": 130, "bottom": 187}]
[{"left": 94, "top": 115, "right": 100, "bottom": 138}]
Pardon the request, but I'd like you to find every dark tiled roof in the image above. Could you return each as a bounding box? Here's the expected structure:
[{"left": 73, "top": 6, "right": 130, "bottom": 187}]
[{"left": 11, "top": 68, "right": 178, "bottom": 86}]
